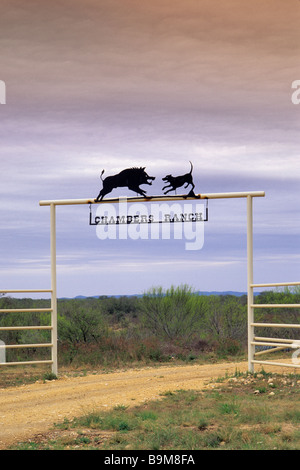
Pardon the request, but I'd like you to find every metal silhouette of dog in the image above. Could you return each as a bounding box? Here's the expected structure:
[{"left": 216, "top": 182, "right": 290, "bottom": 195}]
[
  {"left": 95, "top": 167, "right": 155, "bottom": 201},
  {"left": 162, "top": 161, "right": 195, "bottom": 195}
]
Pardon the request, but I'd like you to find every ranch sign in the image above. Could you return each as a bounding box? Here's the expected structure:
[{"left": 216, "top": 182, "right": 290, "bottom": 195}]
[
  {"left": 91, "top": 161, "right": 208, "bottom": 225},
  {"left": 89, "top": 205, "right": 207, "bottom": 226}
]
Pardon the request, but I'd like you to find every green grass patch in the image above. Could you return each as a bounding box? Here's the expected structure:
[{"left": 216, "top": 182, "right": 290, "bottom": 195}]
[{"left": 10, "top": 371, "right": 300, "bottom": 451}]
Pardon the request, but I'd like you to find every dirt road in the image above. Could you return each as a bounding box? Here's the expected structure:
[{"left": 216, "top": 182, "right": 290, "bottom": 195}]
[{"left": 0, "top": 360, "right": 290, "bottom": 449}]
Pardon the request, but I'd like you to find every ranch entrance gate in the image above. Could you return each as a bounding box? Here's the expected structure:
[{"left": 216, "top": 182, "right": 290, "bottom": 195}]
[{"left": 1, "top": 191, "right": 299, "bottom": 376}]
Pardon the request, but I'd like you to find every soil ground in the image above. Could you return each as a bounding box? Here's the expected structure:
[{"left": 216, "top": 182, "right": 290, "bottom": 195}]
[{"left": 0, "top": 360, "right": 294, "bottom": 449}]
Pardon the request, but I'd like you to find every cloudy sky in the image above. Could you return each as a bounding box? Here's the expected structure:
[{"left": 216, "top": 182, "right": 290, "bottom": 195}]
[{"left": 0, "top": 0, "right": 299, "bottom": 297}]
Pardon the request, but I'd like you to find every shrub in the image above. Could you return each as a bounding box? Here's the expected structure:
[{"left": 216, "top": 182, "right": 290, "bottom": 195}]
[{"left": 140, "top": 285, "right": 206, "bottom": 341}]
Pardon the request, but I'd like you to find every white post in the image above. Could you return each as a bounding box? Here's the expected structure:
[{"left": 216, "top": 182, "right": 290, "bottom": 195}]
[
  {"left": 247, "top": 196, "right": 254, "bottom": 373},
  {"left": 50, "top": 203, "right": 58, "bottom": 376},
  {"left": 0, "top": 340, "right": 6, "bottom": 364}
]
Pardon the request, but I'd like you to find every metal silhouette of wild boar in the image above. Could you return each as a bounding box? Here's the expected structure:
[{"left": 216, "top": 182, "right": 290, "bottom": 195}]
[{"left": 95, "top": 167, "right": 155, "bottom": 201}]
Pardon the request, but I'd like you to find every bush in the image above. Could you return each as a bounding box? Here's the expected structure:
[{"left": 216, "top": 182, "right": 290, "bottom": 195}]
[
  {"left": 216, "top": 338, "right": 243, "bottom": 358},
  {"left": 58, "top": 300, "right": 105, "bottom": 344},
  {"left": 140, "top": 285, "right": 206, "bottom": 341}
]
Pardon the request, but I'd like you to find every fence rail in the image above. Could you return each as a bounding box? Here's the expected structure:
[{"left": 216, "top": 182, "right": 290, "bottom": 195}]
[
  {"left": 0, "top": 289, "right": 52, "bottom": 294},
  {"left": 251, "top": 282, "right": 300, "bottom": 288},
  {"left": 0, "top": 308, "right": 53, "bottom": 313},
  {"left": 251, "top": 304, "right": 299, "bottom": 309},
  {"left": 251, "top": 323, "right": 300, "bottom": 328},
  {"left": 0, "top": 326, "right": 52, "bottom": 331},
  {"left": 249, "top": 281, "right": 300, "bottom": 370},
  {"left": 0, "top": 343, "right": 53, "bottom": 349},
  {"left": 0, "top": 289, "right": 56, "bottom": 372},
  {"left": 2, "top": 360, "right": 53, "bottom": 366}
]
